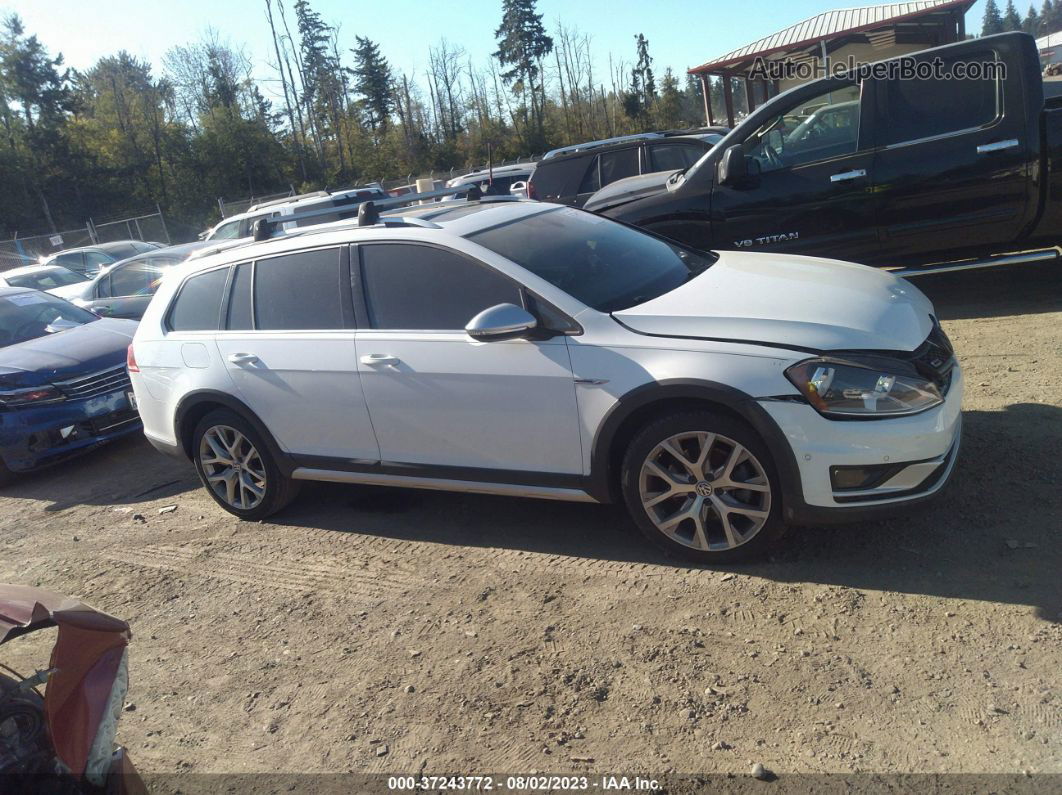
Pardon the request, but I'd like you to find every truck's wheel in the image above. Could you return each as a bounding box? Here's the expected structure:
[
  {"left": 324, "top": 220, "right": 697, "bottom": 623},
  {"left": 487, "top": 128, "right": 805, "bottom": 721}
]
[
  {"left": 192, "top": 408, "right": 300, "bottom": 520},
  {"left": 621, "top": 411, "right": 785, "bottom": 563}
]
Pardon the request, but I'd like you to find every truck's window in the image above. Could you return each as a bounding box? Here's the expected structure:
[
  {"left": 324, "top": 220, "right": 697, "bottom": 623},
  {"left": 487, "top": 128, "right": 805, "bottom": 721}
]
[
  {"left": 745, "top": 84, "right": 862, "bottom": 173},
  {"left": 880, "top": 54, "right": 998, "bottom": 146}
]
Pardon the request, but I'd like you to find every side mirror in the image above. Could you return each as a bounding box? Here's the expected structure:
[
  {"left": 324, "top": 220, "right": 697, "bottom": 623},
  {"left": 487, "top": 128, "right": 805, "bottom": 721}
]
[
  {"left": 465, "top": 303, "right": 538, "bottom": 342},
  {"left": 717, "top": 144, "right": 749, "bottom": 186}
]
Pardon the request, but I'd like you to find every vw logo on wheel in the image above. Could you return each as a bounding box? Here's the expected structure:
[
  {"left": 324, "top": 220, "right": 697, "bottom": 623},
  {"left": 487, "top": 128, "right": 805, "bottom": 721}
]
[{"left": 695, "top": 481, "right": 714, "bottom": 497}]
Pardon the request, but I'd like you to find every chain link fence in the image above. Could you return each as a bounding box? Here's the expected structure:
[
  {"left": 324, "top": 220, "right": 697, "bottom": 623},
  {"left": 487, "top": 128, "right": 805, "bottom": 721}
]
[{"left": 0, "top": 210, "right": 171, "bottom": 273}]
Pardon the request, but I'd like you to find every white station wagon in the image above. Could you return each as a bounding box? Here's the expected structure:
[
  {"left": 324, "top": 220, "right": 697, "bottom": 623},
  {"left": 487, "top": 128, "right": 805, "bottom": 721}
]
[{"left": 129, "top": 195, "right": 962, "bottom": 562}]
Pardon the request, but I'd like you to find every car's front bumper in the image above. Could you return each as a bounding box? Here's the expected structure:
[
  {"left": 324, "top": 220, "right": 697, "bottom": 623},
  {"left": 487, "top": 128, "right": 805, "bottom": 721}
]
[
  {"left": 759, "top": 364, "right": 964, "bottom": 523},
  {"left": 0, "top": 389, "right": 141, "bottom": 474}
]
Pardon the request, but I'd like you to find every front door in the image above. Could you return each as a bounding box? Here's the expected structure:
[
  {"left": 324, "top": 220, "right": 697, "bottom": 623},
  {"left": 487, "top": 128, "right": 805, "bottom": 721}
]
[
  {"left": 213, "top": 247, "right": 380, "bottom": 463},
  {"left": 353, "top": 241, "right": 583, "bottom": 476},
  {"left": 711, "top": 81, "right": 882, "bottom": 263}
]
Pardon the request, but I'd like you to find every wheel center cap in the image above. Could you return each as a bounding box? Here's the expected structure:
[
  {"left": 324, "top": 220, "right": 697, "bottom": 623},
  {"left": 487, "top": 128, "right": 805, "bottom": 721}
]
[{"left": 695, "top": 481, "right": 713, "bottom": 497}]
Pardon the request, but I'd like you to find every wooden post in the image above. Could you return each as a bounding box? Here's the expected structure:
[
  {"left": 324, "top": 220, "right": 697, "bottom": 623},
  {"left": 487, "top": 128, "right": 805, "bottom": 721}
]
[
  {"left": 700, "top": 73, "right": 714, "bottom": 126},
  {"left": 744, "top": 76, "right": 755, "bottom": 113},
  {"left": 722, "top": 75, "right": 735, "bottom": 128}
]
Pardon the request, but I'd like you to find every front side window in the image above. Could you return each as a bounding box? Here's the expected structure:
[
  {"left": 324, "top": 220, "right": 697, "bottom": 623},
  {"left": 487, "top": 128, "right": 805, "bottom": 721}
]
[
  {"left": 169, "top": 267, "right": 229, "bottom": 331},
  {"left": 744, "top": 83, "right": 862, "bottom": 173},
  {"left": 879, "top": 53, "right": 998, "bottom": 146},
  {"left": 253, "top": 248, "right": 344, "bottom": 330},
  {"left": 467, "top": 206, "right": 714, "bottom": 312},
  {"left": 81, "top": 251, "right": 115, "bottom": 276},
  {"left": 359, "top": 243, "right": 522, "bottom": 330},
  {"left": 0, "top": 291, "right": 98, "bottom": 348},
  {"left": 210, "top": 220, "right": 242, "bottom": 240},
  {"left": 649, "top": 143, "right": 704, "bottom": 172}
]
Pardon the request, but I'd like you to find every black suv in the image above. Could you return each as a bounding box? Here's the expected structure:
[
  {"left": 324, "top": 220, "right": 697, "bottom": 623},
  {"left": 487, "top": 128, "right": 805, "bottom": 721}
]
[{"left": 529, "top": 135, "right": 715, "bottom": 207}]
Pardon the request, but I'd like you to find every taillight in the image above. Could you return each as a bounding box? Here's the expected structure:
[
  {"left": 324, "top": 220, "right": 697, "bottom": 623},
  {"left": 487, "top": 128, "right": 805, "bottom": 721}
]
[
  {"left": 126, "top": 345, "right": 139, "bottom": 373},
  {"left": 527, "top": 180, "right": 539, "bottom": 200}
]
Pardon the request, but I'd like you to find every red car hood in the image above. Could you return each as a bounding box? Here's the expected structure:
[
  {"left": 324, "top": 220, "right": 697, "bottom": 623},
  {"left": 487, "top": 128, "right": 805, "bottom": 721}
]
[{"left": 0, "top": 584, "right": 128, "bottom": 644}]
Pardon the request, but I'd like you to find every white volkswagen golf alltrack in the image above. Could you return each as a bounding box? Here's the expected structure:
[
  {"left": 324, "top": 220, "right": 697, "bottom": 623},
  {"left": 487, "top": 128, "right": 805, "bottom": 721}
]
[{"left": 128, "top": 197, "right": 962, "bottom": 562}]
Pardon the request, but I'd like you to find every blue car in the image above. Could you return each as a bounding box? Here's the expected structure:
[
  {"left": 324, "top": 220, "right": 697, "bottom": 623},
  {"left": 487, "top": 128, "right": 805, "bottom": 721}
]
[{"left": 0, "top": 287, "right": 141, "bottom": 482}]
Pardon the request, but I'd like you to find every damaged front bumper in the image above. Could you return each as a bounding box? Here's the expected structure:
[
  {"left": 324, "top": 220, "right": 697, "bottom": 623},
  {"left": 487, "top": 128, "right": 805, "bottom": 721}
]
[{"left": 0, "top": 388, "right": 141, "bottom": 474}]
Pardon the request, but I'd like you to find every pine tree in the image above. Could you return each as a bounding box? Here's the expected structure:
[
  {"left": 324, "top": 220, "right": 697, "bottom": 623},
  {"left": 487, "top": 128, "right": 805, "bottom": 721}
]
[
  {"left": 653, "top": 67, "right": 682, "bottom": 129},
  {"left": 1024, "top": 4, "right": 1042, "bottom": 34},
  {"left": 1003, "top": 0, "right": 1023, "bottom": 30},
  {"left": 983, "top": 0, "right": 1006, "bottom": 34},
  {"left": 351, "top": 37, "right": 394, "bottom": 133},
  {"left": 493, "top": 0, "right": 553, "bottom": 145}
]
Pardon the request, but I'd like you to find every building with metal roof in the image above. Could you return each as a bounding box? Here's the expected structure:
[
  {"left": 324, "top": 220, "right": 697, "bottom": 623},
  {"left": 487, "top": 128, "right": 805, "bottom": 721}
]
[{"left": 687, "top": 0, "right": 976, "bottom": 127}]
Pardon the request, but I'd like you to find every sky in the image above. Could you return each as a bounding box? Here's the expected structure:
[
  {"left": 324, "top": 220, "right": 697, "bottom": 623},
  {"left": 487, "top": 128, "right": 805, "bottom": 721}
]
[{"left": 0, "top": 0, "right": 991, "bottom": 99}]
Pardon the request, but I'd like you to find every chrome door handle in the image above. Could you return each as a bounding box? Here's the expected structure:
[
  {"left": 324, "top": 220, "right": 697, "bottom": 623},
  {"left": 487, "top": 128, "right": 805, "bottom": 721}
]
[
  {"left": 830, "top": 169, "right": 867, "bottom": 183},
  {"left": 360, "top": 353, "right": 400, "bottom": 366},
  {"left": 228, "top": 352, "right": 259, "bottom": 366},
  {"left": 977, "top": 138, "right": 1019, "bottom": 154}
]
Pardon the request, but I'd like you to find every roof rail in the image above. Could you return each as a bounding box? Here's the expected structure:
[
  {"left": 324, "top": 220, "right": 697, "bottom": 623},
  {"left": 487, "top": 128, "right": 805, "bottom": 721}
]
[{"left": 249, "top": 183, "right": 514, "bottom": 241}]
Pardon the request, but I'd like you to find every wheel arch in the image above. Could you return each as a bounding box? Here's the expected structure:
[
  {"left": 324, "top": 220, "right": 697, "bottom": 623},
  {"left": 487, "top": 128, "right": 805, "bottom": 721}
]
[
  {"left": 174, "top": 391, "right": 294, "bottom": 476},
  {"left": 588, "top": 379, "right": 804, "bottom": 517}
]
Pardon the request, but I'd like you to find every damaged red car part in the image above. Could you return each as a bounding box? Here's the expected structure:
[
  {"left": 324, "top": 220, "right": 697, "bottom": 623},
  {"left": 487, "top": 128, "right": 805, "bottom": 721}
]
[{"left": 0, "top": 584, "right": 145, "bottom": 793}]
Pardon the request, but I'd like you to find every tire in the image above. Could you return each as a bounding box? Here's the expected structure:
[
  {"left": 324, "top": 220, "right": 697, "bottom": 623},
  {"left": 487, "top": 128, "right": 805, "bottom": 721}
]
[
  {"left": 621, "top": 411, "right": 786, "bottom": 563},
  {"left": 192, "top": 408, "right": 300, "bottom": 521}
]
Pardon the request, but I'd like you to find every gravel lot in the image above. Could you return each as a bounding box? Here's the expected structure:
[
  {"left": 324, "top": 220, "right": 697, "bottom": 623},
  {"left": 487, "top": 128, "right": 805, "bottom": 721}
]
[{"left": 1, "top": 264, "right": 1059, "bottom": 782}]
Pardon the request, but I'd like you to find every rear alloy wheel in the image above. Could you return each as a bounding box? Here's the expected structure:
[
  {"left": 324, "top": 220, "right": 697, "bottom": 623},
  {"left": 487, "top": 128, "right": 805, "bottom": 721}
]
[
  {"left": 622, "top": 412, "right": 784, "bottom": 562},
  {"left": 192, "top": 408, "right": 299, "bottom": 520}
]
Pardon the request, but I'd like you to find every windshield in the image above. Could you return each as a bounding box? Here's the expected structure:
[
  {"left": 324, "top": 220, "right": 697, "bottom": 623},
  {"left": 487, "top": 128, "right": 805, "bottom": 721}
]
[
  {"left": 0, "top": 291, "right": 98, "bottom": 348},
  {"left": 5, "top": 266, "right": 86, "bottom": 291},
  {"left": 467, "top": 207, "right": 715, "bottom": 312}
]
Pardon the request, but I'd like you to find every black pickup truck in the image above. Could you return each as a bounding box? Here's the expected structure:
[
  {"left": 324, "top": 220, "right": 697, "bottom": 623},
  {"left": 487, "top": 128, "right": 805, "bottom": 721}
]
[{"left": 587, "top": 32, "right": 1062, "bottom": 275}]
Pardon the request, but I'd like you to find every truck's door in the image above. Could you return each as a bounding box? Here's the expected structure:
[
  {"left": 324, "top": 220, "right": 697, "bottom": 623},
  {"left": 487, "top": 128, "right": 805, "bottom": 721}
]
[
  {"left": 869, "top": 40, "right": 1033, "bottom": 265},
  {"left": 709, "top": 81, "right": 881, "bottom": 263}
]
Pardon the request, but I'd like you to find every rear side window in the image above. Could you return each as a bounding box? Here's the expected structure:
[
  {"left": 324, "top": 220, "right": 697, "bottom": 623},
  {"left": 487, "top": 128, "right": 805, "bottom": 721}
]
[
  {"left": 532, "top": 154, "right": 594, "bottom": 199},
  {"left": 880, "top": 54, "right": 998, "bottom": 146},
  {"left": 359, "top": 243, "right": 521, "bottom": 330},
  {"left": 253, "top": 248, "right": 344, "bottom": 330},
  {"left": 578, "top": 158, "right": 601, "bottom": 194},
  {"left": 169, "top": 267, "right": 229, "bottom": 331},
  {"left": 598, "top": 146, "right": 640, "bottom": 186}
]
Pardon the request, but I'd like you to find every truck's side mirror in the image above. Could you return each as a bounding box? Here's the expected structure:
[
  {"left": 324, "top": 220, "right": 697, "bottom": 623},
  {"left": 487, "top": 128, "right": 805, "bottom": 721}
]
[{"left": 717, "top": 144, "right": 749, "bottom": 186}]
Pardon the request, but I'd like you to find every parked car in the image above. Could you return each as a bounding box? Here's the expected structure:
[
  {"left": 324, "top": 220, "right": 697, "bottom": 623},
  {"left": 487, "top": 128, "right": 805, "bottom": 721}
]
[
  {"left": 443, "top": 164, "right": 536, "bottom": 200},
  {"left": 0, "top": 288, "right": 140, "bottom": 482},
  {"left": 529, "top": 135, "right": 714, "bottom": 207},
  {"left": 39, "top": 240, "right": 162, "bottom": 278},
  {"left": 204, "top": 184, "right": 388, "bottom": 240},
  {"left": 587, "top": 32, "right": 1062, "bottom": 275},
  {"left": 0, "top": 584, "right": 144, "bottom": 793},
  {"left": 0, "top": 263, "right": 88, "bottom": 301},
  {"left": 130, "top": 196, "right": 962, "bottom": 563},
  {"left": 68, "top": 241, "right": 214, "bottom": 320}
]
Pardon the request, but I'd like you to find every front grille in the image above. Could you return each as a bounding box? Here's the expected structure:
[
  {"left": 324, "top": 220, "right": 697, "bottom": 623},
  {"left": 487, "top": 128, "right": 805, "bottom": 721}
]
[{"left": 53, "top": 365, "right": 131, "bottom": 400}]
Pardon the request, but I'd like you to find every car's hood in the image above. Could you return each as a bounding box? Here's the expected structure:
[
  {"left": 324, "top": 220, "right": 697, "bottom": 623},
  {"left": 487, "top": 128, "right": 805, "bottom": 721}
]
[
  {"left": 583, "top": 169, "right": 678, "bottom": 212},
  {"left": 0, "top": 317, "right": 137, "bottom": 386},
  {"left": 613, "top": 251, "right": 934, "bottom": 352},
  {"left": 46, "top": 282, "right": 91, "bottom": 301}
]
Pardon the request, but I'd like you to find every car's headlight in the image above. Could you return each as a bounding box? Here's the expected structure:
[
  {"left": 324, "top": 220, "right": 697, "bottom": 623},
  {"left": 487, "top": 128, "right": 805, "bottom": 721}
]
[
  {"left": 785, "top": 358, "right": 943, "bottom": 418},
  {"left": 0, "top": 386, "right": 65, "bottom": 407}
]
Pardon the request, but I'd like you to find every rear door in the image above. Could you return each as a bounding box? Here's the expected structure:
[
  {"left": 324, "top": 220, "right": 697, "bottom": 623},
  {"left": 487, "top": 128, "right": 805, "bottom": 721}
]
[
  {"left": 212, "top": 246, "right": 380, "bottom": 462},
  {"left": 710, "top": 81, "right": 882, "bottom": 262},
  {"left": 870, "top": 43, "right": 1032, "bottom": 264}
]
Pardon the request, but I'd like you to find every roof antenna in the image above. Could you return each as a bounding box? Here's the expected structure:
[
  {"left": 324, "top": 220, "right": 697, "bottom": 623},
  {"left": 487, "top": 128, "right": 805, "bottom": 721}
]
[{"left": 358, "top": 200, "right": 380, "bottom": 226}]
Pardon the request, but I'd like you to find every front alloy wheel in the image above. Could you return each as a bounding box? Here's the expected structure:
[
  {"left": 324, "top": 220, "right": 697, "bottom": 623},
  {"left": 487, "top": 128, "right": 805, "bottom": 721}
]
[{"left": 622, "top": 411, "right": 783, "bottom": 562}]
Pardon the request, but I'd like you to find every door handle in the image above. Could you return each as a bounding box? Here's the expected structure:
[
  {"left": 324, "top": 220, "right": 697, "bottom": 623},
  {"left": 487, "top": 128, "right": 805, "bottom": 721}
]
[
  {"left": 829, "top": 169, "right": 867, "bottom": 183},
  {"left": 976, "top": 138, "right": 1019, "bottom": 154},
  {"left": 360, "top": 353, "right": 400, "bottom": 367},
  {"left": 228, "top": 352, "right": 259, "bottom": 366}
]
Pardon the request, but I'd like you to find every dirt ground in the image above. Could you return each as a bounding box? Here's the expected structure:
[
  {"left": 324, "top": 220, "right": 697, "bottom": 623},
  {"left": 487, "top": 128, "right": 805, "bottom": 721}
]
[{"left": 1, "top": 264, "right": 1060, "bottom": 785}]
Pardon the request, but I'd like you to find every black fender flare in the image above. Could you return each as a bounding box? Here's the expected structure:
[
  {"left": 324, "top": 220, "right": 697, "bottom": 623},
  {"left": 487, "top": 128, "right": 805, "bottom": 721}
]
[
  {"left": 173, "top": 390, "right": 295, "bottom": 476},
  {"left": 586, "top": 379, "right": 805, "bottom": 519}
]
